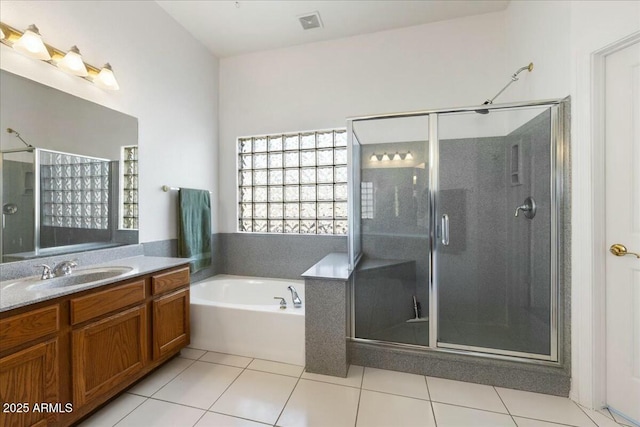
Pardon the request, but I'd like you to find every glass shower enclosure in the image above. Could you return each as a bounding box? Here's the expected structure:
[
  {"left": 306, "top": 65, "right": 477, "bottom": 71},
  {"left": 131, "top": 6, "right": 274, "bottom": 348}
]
[{"left": 348, "top": 99, "right": 566, "bottom": 362}]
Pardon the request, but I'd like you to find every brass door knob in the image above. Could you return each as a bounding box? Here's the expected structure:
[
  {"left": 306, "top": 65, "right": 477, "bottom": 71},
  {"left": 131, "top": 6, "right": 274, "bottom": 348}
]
[{"left": 609, "top": 244, "right": 640, "bottom": 258}]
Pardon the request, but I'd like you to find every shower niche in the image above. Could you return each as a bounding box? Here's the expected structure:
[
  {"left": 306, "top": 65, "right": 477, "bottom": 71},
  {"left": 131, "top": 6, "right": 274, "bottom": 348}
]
[{"left": 348, "top": 100, "right": 566, "bottom": 362}]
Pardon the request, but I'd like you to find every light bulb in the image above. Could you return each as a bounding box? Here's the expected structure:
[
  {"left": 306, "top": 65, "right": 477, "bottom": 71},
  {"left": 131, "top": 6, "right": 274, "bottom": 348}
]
[
  {"left": 392, "top": 152, "right": 401, "bottom": 161},
  {"left": 57, "top": 45, "right": 88, "bottom": 77},
  {"left": 94, "top": 63, "right": 120, "bottom": 90},
  {"left": 370, "top": 153, "right": 378, "bottom": 162},
  {"left": 12, "top": 24, "right": 51, "bottom": 60},
  {"left": 405, "top": 151, "right": 414, "bottom": 160},
  {"left": 381, "top": 152, "right": 390, "bottom": 161},
  {"left": 0, "top": 28, "right": 5, "bottom": 40}
]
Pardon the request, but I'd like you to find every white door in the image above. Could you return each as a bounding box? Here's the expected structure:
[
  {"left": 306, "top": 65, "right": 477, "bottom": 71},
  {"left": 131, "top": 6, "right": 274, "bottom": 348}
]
[{"left": 605, "top": 39, "right": 640, "bottom": 424}]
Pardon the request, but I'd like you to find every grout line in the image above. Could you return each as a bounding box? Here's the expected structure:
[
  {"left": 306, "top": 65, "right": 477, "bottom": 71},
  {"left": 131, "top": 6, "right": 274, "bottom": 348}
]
[
  {"left": 131, "top": 356, "right": 197, "bottom": 399},
  {"left": 273, "top": 370, "right": 304, "bottom": 426},
  {"left": 205, "top": 360, "right": 251, "bottom": 412},
  {"left": 493, "top": 385, "right": 517, "bottom": 426},
  {"left": 245, "top": 366, "right": 305, "bottom": 379},
  {"left": 360, "top": 386, "right": 431, "bottom": 402},
  {"left": 207, "top": 410, "right": 273, "bottom": 426},
  {"left": 353, "top": 366, "right": 365, "bottom": 427},
  {"left": 510, "top": 414, "right": 596, "bottom": 427},
  {"left": 425, "top": 376, "right": 438, "bottom": 427},
  {"left": 110, "top": 396, "right": 149, "bottom": 427},
  {"left": 573, "top": 400, "right": 601, "bottom": 427},
  {"left": 147, "top": 396, "right": 213, "bottom": 412}
]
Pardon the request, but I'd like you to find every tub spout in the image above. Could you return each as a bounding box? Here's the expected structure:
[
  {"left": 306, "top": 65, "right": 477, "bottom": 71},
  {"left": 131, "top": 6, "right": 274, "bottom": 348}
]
[{"left": 288, "top": 285, "right": 302, "bottom": 308}]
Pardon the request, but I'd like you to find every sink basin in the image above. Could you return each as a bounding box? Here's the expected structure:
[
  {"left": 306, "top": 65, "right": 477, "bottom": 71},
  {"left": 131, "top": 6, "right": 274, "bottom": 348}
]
[{"left": 22, "top": 266, "right": 133, "bottom": 290}]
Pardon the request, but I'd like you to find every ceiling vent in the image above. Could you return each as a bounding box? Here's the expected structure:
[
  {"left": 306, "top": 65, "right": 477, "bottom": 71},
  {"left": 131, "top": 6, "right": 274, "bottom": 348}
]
[{"left": 298, "top": 12, "right": 323, "bottom": 30}]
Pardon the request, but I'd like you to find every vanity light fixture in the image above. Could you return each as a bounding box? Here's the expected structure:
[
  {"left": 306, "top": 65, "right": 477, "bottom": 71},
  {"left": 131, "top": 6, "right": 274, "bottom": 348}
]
[
  {"left": 0, "top": 21, "right": 119, "bottom": 90},
  {"left": 12, "top": 24, "right": 51, "bottom": 60},
  {"left": 369, "top": 151, "right": 414, "bottom": 162},
  {"left": 93, "top": 63, "right": 119, "bottom": 90},
  {"left": 57, "top": 45, "right": 88, "bottom": 77}
]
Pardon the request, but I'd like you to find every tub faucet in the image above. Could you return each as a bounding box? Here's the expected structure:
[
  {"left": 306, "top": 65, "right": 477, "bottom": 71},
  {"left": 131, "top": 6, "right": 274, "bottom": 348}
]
[
  {"left": 274, "top": 297, "right": 287, "bottom": 309},
  {"left": 288, "top": 285, "right": 302, "bottom": 308},
  {"left": 52, "top": 260, "right": 78, "bottom": 277}
]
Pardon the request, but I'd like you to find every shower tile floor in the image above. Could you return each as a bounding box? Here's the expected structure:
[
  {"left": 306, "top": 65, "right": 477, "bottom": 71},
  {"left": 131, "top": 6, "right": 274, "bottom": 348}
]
[{"left": 79, "top": 348, "right": 635, "bottom": 427}]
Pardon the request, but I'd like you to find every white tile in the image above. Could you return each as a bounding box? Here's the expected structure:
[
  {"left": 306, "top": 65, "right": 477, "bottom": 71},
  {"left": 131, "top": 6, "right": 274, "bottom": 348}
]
[
  {"left": 128, "top": 357, "right": 194, "bottom": 397},
  {"left": 211, "top": 370, "right": 298, "bottom": 425},
  {"left": 79, "top": 393, "right": 146, "bottom": 427},
  {"left": 432, "top": 402, "right": 516, "bottom": 427},
  {"left": 153, "top": 361, "right": 242, "bottom": 409},
  {"left": 596, "top": 409, "right": 615, "bottom": 421},
  {"left": 356, "top": 390, "right": 436, "bottom": 427},
  {"left": 277, "top": 379, "right": 360, "bottom": 427},
  {"left": 195, "top": 412, "right": 270, "bottom": 427},
  {"left": 610, "top": 411, "right": 636, "bottom": 427},
  {"left": 362, "top": 367, "right": 430, "bottom": 400},
  {"left": 301, "top": 365, "right": 364, "bottom": 388},
  {"left": 514, "top": 416, "right": 572, "bottom": 426},
  {"left": 200, "top": 351, "right": 253, "bottom": 368},
  {"left": 115, "top": 398, "right": 204, "bottom": 427},
  {"left": 496, "top": 387, "right": 597, "bottom": 427},
  {"left": 180, "top": 348, "right": 207, "bottom": 360},
  {"left": 579, "top": 407, "right": 624, "bottom": 427},
  {"left": 427, "top": 376, "right": 508, "bottom": 413},
  {"left": 247, "top": 359, "right": 304, "bottom": 377}
]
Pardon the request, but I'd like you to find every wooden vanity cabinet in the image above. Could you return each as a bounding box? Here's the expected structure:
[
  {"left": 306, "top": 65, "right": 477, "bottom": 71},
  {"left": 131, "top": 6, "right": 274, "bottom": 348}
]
[
  {"left": 0, "top": 264, "right": 190, "bottom": 427},
  {"left": 0, "top": 306, "right": 60, "bottom": 427}
]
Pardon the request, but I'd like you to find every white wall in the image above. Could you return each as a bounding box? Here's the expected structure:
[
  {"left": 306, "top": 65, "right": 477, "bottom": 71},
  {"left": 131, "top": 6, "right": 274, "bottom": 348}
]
[
  {"left": 505, "top": 0, "right": 640, "bottom": 409},
  {"left": 219, "top": 11, "right": 507, "bottom": 232},
  {"left": 0, "top": 0, "right": 220, "bottom": 241}
]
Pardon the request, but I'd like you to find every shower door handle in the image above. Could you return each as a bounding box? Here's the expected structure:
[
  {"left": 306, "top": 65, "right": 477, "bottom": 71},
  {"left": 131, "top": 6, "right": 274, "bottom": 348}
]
[{"left": 441, "top": 214, "right": 450, "bottom": 246}]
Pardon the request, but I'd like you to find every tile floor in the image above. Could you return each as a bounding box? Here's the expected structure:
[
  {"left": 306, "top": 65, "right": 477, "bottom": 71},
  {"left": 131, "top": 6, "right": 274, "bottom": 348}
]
[{"left": 80, "top": 348, "right": 636, "bottom": 427}]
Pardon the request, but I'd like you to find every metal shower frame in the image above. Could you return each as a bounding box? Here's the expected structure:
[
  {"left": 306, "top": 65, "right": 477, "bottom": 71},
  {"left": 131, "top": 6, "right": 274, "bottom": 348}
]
[{"left": 346, "top": 98, "right": 567, "bottom": 365}]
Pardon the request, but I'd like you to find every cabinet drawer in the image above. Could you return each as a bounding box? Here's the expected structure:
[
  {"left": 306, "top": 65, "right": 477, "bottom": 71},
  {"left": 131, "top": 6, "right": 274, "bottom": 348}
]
[
  {"left": 0, "top": 305, "right": 59, "bottom": 352},
  {"left": 151, "top": 267, "right": 190, "bottom": 295},
  {"left": 71, "top": 280, "right": 145, "bottom": 325}
]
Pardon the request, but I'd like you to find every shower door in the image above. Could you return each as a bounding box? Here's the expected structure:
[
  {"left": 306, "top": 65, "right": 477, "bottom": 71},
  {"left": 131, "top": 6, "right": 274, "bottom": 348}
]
[
  {"left": 1, "top": 149, "right": 36, "bottom": 262},
  {"left": 351, "top": 115, "right": 431, "bottom": 346},
  {"left": 434, "top": 105, "right": 559, "bottom": 360}
]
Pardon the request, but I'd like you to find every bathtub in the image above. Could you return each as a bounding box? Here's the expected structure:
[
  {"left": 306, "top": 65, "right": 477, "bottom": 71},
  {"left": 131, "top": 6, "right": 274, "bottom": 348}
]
[{"left": 190, "top": 275, "right": 305, "bottom": 365}]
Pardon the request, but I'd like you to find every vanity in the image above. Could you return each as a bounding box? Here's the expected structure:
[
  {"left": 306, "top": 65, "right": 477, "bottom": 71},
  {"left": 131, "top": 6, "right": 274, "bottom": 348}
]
[{"left": 0, "top": 256, "right": 191, "bottom": 427}]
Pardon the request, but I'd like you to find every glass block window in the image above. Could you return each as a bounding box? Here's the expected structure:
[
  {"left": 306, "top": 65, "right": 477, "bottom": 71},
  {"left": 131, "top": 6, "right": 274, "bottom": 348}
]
[
  {"left": 121, "top": 146, "right": 138, "bottom": 229},
  {"left": 361, "top": 182, "right": 374, "bottom": 219},
  {"left": 238, "top": 129, "right": 348, "bottom": 235},
  {"left": 40, "top": 150, "right": 110, "bottom": 230}
]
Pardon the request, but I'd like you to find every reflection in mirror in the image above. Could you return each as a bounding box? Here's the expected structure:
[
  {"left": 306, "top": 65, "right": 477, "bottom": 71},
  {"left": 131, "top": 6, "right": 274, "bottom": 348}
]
[{"left": 0, "top": 70, "right": 138, "bottom": 263}]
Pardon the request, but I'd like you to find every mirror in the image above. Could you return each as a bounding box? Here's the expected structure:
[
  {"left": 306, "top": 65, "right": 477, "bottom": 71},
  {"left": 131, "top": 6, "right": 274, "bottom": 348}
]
[{"left": 0, "top": 70, "right": 138, "bottom": 263}]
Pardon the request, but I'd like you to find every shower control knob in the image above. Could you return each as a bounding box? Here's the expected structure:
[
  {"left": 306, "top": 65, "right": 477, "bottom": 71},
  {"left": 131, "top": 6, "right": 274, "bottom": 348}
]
[{"left": 514, "top": 196, "right": 537, "bottom": 219}]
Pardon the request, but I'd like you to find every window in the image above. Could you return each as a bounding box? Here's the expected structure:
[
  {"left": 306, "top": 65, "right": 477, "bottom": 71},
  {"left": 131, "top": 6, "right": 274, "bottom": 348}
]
[
  {"left": 40, "top": 150, "right": 110, "bottom": 230},
  {"left": 237, "top": 129, "right": 348, "bottom": 235},
  {"left": 120, "top": 146, "right": 138, "bottom": 229}
]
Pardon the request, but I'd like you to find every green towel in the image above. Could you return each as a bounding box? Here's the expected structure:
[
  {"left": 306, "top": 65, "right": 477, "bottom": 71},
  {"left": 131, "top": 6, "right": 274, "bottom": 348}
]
[{"left": 178, "top": 188, "right": 212, "bottom": 273}]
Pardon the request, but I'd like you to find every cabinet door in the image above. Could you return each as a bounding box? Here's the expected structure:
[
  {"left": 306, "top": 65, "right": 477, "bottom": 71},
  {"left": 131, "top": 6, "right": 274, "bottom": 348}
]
[
  {"left": 153, "top": 289, "right": 190, "bottom": 359},
  {"left": 72, "top": 306, "right": 146, "bottom": 407},
  {"left": 0, "top": 339, "right": 58, "bottom": 427}
]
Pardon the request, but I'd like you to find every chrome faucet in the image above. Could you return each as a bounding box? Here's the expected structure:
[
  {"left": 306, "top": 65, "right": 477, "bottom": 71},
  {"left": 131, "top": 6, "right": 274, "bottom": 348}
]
[
  {"left": 274, "top": 297, "right": 287, "bottom": 309},
  {"left": 52, "top": 260, "right": 78, "bottom": 277},
  {"left": 36, "top": 264, "right": 54, "bottom": 280},
  {"left": 288, "top": 285, "right": 302, "bottom": 308}
]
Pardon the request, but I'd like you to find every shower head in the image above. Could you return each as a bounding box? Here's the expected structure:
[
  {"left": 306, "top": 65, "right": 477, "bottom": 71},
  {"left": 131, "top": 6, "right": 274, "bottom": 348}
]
[
  {"left": 476, "top": 62, "right": 534, "bottom": 114},
  {"left": 6, "top": 128, "right": 33, "bottom": 148}
]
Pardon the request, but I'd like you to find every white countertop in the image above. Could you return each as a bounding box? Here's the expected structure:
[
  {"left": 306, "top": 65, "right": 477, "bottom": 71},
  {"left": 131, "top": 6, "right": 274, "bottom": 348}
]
[{"left": 0, "top": 256, "right": 189, "bottom": 312}]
